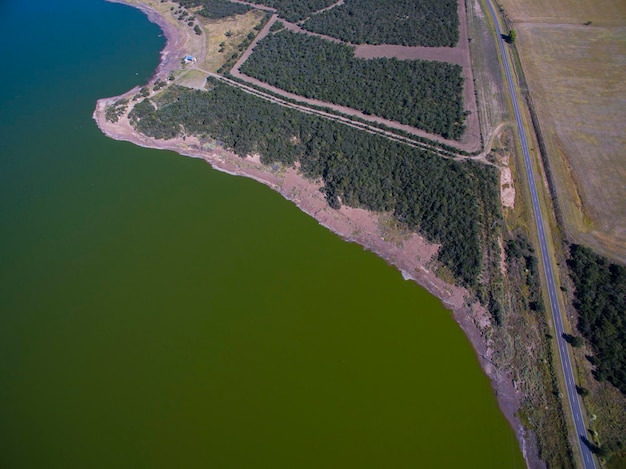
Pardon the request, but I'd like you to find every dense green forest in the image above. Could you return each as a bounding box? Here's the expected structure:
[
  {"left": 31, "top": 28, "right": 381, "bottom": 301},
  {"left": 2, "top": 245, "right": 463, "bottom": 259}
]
[
  {"left": 302, "top": 0, "right": 459, "bottom": 47},
  {"left": 176, "top": 0, "right": 250, "bottom": 19},
  {"left": 241, "top": 0, "right": 337, "bottom": 22},
  {"left": 567, "top": 245, "right": 626, "bottom": 394},
  {"left": 129, "top": 81, "right": 498, "bottom": 286},
  {"left": 240, "top": 31, "right": 465, "bottom": 139},
  {"left": 224, "top": 73, "right": 467, "bottom": 157}
]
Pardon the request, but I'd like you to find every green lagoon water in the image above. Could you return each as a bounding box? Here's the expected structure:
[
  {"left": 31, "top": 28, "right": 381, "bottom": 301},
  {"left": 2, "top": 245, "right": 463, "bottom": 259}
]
[{"left": 0, "top": 1, "right": 524, "bottom": 467}]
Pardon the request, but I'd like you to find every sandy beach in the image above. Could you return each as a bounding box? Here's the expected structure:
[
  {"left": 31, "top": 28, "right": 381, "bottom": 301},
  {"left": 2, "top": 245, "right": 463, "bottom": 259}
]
[{"left": 94, "top": 1, "right": 535, "bottom": 465}]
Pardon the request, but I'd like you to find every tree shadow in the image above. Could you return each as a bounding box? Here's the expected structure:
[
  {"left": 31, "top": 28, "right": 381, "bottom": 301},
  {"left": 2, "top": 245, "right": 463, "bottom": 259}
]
[
  {"left": 581, "top": 436, "right": 609, "bottom": 457},
  {"left": 562, "top": 332, "right": 584, "bottom": 347}
]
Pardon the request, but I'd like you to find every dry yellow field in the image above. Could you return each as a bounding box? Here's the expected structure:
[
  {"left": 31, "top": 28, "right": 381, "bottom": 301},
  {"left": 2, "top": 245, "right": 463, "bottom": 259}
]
[
  {"left": 128, "top": 0, "right": 265, "bottom": 74},
  {"left": 498, "top": 0, "right": 626, "bottom": 262},
  {"left": 498, "top": 0, "right": 626, "bottom": 24},
  {"left": 198, "top": 9, "right": 266, "bottom": 73}
]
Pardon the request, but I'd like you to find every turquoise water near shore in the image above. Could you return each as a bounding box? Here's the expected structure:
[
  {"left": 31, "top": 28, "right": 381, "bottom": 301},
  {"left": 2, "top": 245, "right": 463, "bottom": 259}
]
[{"left": 0, "top": 1, "right": 524, "bottom": 467}]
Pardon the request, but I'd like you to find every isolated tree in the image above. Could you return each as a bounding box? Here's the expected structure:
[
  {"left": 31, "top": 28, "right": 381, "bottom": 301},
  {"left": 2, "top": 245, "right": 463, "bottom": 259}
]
[
  {"left": 508, "top": 29, "right": 517, "bottom": 43},
  {"left": 564, "top": 334, "right": 584, "bottom": 347},
  {"left": 576, "top": 385, "right": 590, "bottom": 397}
]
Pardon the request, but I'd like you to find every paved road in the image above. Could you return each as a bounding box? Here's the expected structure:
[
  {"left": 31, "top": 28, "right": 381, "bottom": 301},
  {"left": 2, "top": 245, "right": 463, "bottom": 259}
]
[{"left": 483, "top": 2, "right": 597, "bottom": 468}]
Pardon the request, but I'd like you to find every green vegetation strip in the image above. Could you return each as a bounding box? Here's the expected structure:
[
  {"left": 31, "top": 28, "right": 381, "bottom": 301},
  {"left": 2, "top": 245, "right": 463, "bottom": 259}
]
[
  {"left": 176, "top": 0, "right": 251, "bottom": 19},
  {"left": 568, "top": 245, "right": 626, "bottom": 394},
  {"left": 129, "top": 81, "right": 498, "bottom": 286},
  {"left": 221, "top": 73, "right": 461, "bottom": 158},
  {"left": 240, "top": 30, "right": 466, "bottom": 139},
  {"left": 505, "top": 235, "right": 545, "bottom": 318},
  {"left": 302, "top": 0, "right": 459, "bottom": 47}
]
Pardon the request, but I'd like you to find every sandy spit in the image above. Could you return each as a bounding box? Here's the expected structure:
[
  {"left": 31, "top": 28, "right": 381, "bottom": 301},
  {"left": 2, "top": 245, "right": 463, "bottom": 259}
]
[{"left": 95, "top": 1, "right": 537, "bottom": 466}]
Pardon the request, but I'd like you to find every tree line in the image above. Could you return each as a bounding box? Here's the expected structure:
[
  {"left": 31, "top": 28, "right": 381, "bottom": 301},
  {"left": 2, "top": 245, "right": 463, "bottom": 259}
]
[
  {"left": 567, "top": 244, "right": 626, "bottom": 394},
  {"left": 302, "top": 0, "right": 459, "bottom": 47},
  {"left": 128, "top": 81, "right": 499, "bottom": 286},
  {"left": 240, "top": 30, "right": 466, "bottom": 139},
  {"left": 176, "top": 0, "right": 251, "bottom": 19}
]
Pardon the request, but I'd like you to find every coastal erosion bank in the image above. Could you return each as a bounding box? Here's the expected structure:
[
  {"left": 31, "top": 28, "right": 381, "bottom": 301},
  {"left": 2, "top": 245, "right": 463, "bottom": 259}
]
[{"left": 94, "top": 0, "right": 533, "bottom": 466}]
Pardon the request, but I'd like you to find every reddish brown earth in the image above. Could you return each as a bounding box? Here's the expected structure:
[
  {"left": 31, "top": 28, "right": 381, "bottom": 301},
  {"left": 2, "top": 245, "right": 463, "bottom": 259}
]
[
  {"left": 354, "top": 44, "right": 465, "bottom": 64},
  {"left": 97, "top": 1, "right": 534, "bottom": 466}
]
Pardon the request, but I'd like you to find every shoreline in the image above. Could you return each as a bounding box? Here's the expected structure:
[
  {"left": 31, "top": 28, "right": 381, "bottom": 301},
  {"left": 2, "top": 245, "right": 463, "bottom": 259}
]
[{"left": 95, "top": 1, "right": 534, "bottom": 465}]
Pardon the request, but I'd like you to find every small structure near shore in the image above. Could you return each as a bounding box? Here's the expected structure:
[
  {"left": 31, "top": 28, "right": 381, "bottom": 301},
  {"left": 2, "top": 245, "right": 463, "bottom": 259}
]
[{"left": 183, "top": 55, "right": 196, "bottom": 64}]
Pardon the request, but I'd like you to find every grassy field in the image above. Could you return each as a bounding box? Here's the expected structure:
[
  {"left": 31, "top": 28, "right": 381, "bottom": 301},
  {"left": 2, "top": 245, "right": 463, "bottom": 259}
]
[
  {"left": 197, "top": 9, "right": 266, "bottom": 73},
  {"left": 497, "top": 0, "right": 626, "bottom": 24},
  {"left": 516, "top": 24, "right": 626, "bottom": 262},
  {"left": 131, "top": 0, "right": 266, "bottom": 74},
  {"left": 497, "top": 0, "right": 626, "bottom": 263},
  {"left": 466, "top": 0, "right": 511, "bottom": 141}
]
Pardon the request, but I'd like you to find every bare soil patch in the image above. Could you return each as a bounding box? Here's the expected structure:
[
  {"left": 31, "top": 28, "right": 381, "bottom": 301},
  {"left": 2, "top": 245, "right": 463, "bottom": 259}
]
[{"left": 501, "top": 166, "right": 515, "bottom": 209}]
